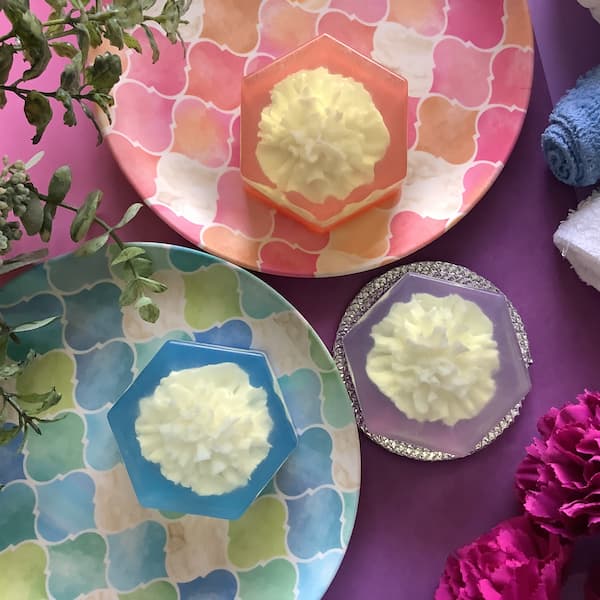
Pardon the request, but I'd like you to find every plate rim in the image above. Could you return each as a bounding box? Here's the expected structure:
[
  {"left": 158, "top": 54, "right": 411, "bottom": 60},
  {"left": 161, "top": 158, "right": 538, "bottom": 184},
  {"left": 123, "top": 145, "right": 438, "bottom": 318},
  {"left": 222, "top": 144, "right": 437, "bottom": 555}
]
[
  {"left": 0, "top": 241, "right": 362, "bottom": 600},
  {"left": 105, "top": 2, "right": 535, "bottom": 278}
]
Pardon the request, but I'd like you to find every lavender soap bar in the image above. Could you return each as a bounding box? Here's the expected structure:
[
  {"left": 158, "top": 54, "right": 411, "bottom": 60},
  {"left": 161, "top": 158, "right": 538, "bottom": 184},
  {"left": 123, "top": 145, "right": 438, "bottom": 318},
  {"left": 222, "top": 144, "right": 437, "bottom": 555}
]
[{"left": 342, "top": 273, "right": 531, "bottom": 457}]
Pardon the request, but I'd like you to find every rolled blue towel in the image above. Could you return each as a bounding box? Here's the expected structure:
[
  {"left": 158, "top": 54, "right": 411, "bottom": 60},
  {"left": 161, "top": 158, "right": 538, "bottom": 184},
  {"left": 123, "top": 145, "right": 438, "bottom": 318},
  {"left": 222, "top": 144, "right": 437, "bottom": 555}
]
[{"left": 541, "top": 65, "right": 600, "bottom": 187}]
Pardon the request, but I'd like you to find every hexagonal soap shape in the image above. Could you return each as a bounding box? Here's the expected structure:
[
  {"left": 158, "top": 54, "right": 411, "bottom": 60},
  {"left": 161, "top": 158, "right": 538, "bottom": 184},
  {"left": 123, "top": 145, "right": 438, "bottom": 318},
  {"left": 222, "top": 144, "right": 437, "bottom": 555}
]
[
  {"left": 342, "top": 273, "right": 531, "bottom": 457},
  {"left": 241, "top": 33, "right": 408, "bottom": 233},
  {"left": 108, "top": 340, "right": 297, "bottom": 519}
]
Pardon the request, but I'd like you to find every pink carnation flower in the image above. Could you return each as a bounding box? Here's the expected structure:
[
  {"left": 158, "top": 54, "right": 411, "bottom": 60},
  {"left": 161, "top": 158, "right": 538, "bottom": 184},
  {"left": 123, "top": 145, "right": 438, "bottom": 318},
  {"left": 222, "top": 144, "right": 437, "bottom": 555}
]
[
  {"left": 516, "top": 390, "right": 600, "bottom": 540},
  {"left": 435, "top": 516, "right": 570, "bottom": 600}
]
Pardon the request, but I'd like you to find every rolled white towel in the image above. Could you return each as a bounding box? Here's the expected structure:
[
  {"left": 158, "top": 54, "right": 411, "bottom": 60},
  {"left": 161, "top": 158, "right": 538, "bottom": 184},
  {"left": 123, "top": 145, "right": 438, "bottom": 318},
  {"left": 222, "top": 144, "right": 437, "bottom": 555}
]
[
  {"left": 577, "top": 0, "right": 600, "bottom": 23},
  {"left": 554, "top": 191, "right": 600, "bottom": 291}
]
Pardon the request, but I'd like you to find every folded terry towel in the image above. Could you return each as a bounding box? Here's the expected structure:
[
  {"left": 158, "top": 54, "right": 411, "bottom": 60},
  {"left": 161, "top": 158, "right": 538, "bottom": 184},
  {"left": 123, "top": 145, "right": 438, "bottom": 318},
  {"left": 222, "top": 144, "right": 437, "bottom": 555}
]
[
  {"left": 554, "top": 190, "right": 600, "bottom": 291},
  {"left": 541, "top": 65, "right": 600, "bottom": 186}
]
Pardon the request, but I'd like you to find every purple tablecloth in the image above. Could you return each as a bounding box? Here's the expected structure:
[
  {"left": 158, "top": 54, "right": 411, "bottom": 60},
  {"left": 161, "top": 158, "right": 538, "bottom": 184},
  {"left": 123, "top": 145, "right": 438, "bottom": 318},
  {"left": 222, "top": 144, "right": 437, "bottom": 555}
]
[{"left": 1, "top": 1, "right": 599, "bottom": 598}]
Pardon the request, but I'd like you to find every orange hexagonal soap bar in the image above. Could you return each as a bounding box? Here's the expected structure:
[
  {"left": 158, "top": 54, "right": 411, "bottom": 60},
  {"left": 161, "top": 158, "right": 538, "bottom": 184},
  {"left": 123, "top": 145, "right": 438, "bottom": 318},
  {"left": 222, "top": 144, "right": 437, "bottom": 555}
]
[{"left": 241, "top": 34, "right": 408, "bottom": 233}]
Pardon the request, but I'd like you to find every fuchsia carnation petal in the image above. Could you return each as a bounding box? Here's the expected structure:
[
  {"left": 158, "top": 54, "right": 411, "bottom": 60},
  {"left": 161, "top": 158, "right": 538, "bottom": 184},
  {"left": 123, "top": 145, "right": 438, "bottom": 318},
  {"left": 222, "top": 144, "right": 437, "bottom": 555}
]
[
  {"left": 515, "top": 390, "right": 600, "bottom": 540},
  {"left": 435, "top": 516, "right": 571, "bottom": 600}
]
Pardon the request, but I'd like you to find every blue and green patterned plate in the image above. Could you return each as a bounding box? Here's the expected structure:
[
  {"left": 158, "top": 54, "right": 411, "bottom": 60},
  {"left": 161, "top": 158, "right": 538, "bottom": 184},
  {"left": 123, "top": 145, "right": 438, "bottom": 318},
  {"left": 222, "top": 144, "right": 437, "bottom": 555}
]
[{"left": 0, "top": 243, "right": 361, "bottom": 600}]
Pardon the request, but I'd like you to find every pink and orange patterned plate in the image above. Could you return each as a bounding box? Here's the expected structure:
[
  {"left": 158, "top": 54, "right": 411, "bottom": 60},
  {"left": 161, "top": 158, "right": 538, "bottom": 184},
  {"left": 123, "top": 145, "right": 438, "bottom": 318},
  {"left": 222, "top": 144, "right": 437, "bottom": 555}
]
[{"left": 105, "top": 0, "right": 534, "bottom": 277}]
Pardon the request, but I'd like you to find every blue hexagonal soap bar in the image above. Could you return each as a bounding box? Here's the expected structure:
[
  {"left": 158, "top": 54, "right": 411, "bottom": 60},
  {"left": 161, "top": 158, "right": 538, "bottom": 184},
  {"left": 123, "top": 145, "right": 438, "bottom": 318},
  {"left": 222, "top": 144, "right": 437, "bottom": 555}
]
[{"left": 108, "top": 340, "right": 297, "bottom": 519}]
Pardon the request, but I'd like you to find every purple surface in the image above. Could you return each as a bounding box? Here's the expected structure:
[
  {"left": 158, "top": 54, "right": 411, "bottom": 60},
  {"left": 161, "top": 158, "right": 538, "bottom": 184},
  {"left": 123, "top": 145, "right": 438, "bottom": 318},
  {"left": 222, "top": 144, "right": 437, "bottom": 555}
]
[
  {"left": 265, "top": 47, "right": 600, "bottom": 599},
  {"left": 529, "top": 0, "right": 600, "bottom": 105},
  {"left": 1, "top": 1, "right": 600, "bottom": 597}
]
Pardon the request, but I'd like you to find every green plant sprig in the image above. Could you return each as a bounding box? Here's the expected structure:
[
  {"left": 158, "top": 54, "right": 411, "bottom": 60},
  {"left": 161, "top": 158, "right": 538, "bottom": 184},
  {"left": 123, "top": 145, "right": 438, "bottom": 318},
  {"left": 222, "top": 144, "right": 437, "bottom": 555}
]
[
  {"left": 0, "top": 0, "right": 189, "bottom": 143},
  {"left": 0, "top": 0, "right": 189, "bottom": 449},
  {"left": 0, "top": 154, "right": 167, "bottom": 322},
  {"left": 0, "top": 155, "right": 168, "bottom": 449},
  {"left": 0, "top": 318, "right": 63, "bottom": 451}
]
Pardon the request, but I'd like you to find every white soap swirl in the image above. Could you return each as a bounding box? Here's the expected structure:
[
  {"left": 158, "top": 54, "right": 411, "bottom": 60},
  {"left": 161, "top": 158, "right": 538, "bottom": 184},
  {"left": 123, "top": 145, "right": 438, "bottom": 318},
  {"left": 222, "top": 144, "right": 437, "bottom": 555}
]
[
  {"left": 366, "top": 293, "right": 500, "bottom": 426},
  {"left": 256, "top": 67, "right": 390, "bottom": 203},
  {"left": 135, "top": 363, "right": 273, "bottom": 495}
]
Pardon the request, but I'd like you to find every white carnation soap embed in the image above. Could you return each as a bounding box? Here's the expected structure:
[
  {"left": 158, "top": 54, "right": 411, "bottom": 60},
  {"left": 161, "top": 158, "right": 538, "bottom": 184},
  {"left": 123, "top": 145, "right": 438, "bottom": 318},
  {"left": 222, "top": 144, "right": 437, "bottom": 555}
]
[
  {"left": 256, "top": 67, "right": 390, "bottom": 204},
  {"left": 240, "top": 34, "right": 408, "bottom": 233},
  {"left": 135, "top": 363, "right": 273, "bottom": 496},
  {"left": 366, "top": 293, "right": 500, "bottom": 426}
]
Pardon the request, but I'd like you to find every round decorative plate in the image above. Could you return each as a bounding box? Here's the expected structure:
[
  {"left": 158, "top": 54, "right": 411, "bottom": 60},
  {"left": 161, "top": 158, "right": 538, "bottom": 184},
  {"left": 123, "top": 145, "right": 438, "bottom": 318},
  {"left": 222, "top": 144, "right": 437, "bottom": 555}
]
[
  {"left": 0, "top": 244, "right": 360, "bottom": 600},
  {"left": 104, "top": 0, "right": 534, "bottom": 277},
  {"left": 333, "top": 261, "right": 532, "bottom": 461}
]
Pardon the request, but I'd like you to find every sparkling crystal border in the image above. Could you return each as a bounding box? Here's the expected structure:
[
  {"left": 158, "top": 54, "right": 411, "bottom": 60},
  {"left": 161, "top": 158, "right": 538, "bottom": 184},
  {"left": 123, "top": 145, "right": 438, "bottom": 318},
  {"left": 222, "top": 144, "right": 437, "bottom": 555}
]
[{"left": 333, "top": 261, "right": 532, "bottom": 462}]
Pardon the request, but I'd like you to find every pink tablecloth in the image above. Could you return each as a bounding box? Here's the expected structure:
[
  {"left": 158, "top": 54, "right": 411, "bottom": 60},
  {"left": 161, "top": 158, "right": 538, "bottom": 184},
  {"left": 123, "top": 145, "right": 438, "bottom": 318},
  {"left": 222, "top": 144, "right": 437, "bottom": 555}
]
[{"left": 1, "top": 1, "right": 600, "bottom": 598}]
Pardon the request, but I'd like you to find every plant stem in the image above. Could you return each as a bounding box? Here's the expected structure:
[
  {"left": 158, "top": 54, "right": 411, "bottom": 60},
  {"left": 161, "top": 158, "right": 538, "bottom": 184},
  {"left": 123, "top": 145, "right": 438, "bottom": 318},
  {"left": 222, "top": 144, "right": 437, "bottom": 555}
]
[
  {"left": 0, "top": 84, "right": 95, "bottom": 103},
  {"left": 57, "top": 201, "right": 140, "bottom": 281},
  {"left": 43, "top": 9, "right": 118, "bottom": 27},
  {"left": 40, "top": 30, "right": 78, "bottom": 43},
  {"left": 2, "top": 391, "right": 41, "bottom": 435}
]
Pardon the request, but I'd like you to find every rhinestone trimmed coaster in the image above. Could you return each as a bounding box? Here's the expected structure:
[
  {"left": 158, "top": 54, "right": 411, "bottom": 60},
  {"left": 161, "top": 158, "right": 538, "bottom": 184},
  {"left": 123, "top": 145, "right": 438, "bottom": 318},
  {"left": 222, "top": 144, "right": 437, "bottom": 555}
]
[{"left": 333, "top": 261, "right": 532, "bottom": 461}]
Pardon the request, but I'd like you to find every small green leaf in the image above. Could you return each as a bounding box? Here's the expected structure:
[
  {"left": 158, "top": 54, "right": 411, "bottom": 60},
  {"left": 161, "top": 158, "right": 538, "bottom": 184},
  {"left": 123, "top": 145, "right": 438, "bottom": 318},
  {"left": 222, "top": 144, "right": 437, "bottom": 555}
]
[
  {"left": 140, "top": 24, "right": 160, "bottom": 63},
  {"left": 138, "top": 277, "right": 167, "bottom": 293},
  {"left": 123, "top": 32, "right": 142, "bottom": 53},
  {"left": 115, "top": 0, "right": 144, "bottom": 29},
  {"left": 21, "top": 193, "right": 44, "bottom": 235},
  {"left": 5, "top": 6, "right": 51, "bottom": 81},
  {"left": 112, "top": 246, "right": 146, "bottom": 265},
  {"left": 60, "top": 59, "right": 81, "bottom": 95},
  {"left": 23, "top": 91, "right": 52, "bottom": 144},
  {"left": 0, "top": 44, "right": 15, "bottom": 85},
  {"left": 70, "top": 190, "right": 102, "bottom": 242},
  {"left": 40, "top": 203, "right": 57, "bottom": 242},
  {"left": 75, "top": 232, "right": 110, "bottom": 256},
  {"left": 46, "top": 8, "right": 66, "bottom": 37},
  {"left": 131, "top": 256, "right": 153, "bottom": 277},
  {"left": 90, "top": 92, "right": 114, "bottom": 124},
  {"left": 158, "top": 0, "right": 183, "bottom": 44},
  {"left": 0, "top": 360, "right": 25, "bottom": 379},
  {"left": 139, "top": 301, "right": 160, "bottom": 323},
  {"left": 119, "top": 280, "right": 141, "bottom": 306},
  {"left": 105, "top": 18, "right": 124, "bottom": 49},
  {"left": 16, "top": 388, "right": 61, "bottom": 415},
  {"left": 47, "top": 165, "right": 71, "bottom": 203},
  {"left": 114, "top": 203, "right": 143, "bottom": 229},
  {"left": 11, "top": 316, "right": 59, "bottom": 333},
  {"left": 86, "top": 21, "right": 103, "bottom": 48},
  {"left": 85, "top": 52, "right": 122, "bottom": 93},
  {"left": 56, "top": 88, "right": 76, "bottom": 127},
  {"left": 50, "top": 42, "right": 78, "bottom": 58},
  {"left": 0, "top": 425, "right": 20, "bottom": 445},
  {"left": 74, "top": 23, "right": 90, "bottom": 64},
  {"left": 134, "top": 295, "right": 153, "bottom": 309}
]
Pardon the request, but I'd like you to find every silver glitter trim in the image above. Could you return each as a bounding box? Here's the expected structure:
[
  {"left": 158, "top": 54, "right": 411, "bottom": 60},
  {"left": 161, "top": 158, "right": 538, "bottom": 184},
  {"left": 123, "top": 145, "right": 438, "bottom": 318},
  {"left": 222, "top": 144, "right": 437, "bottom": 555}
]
[{"left": 333, "top": 261, "right": 532, "bottom": 462}]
